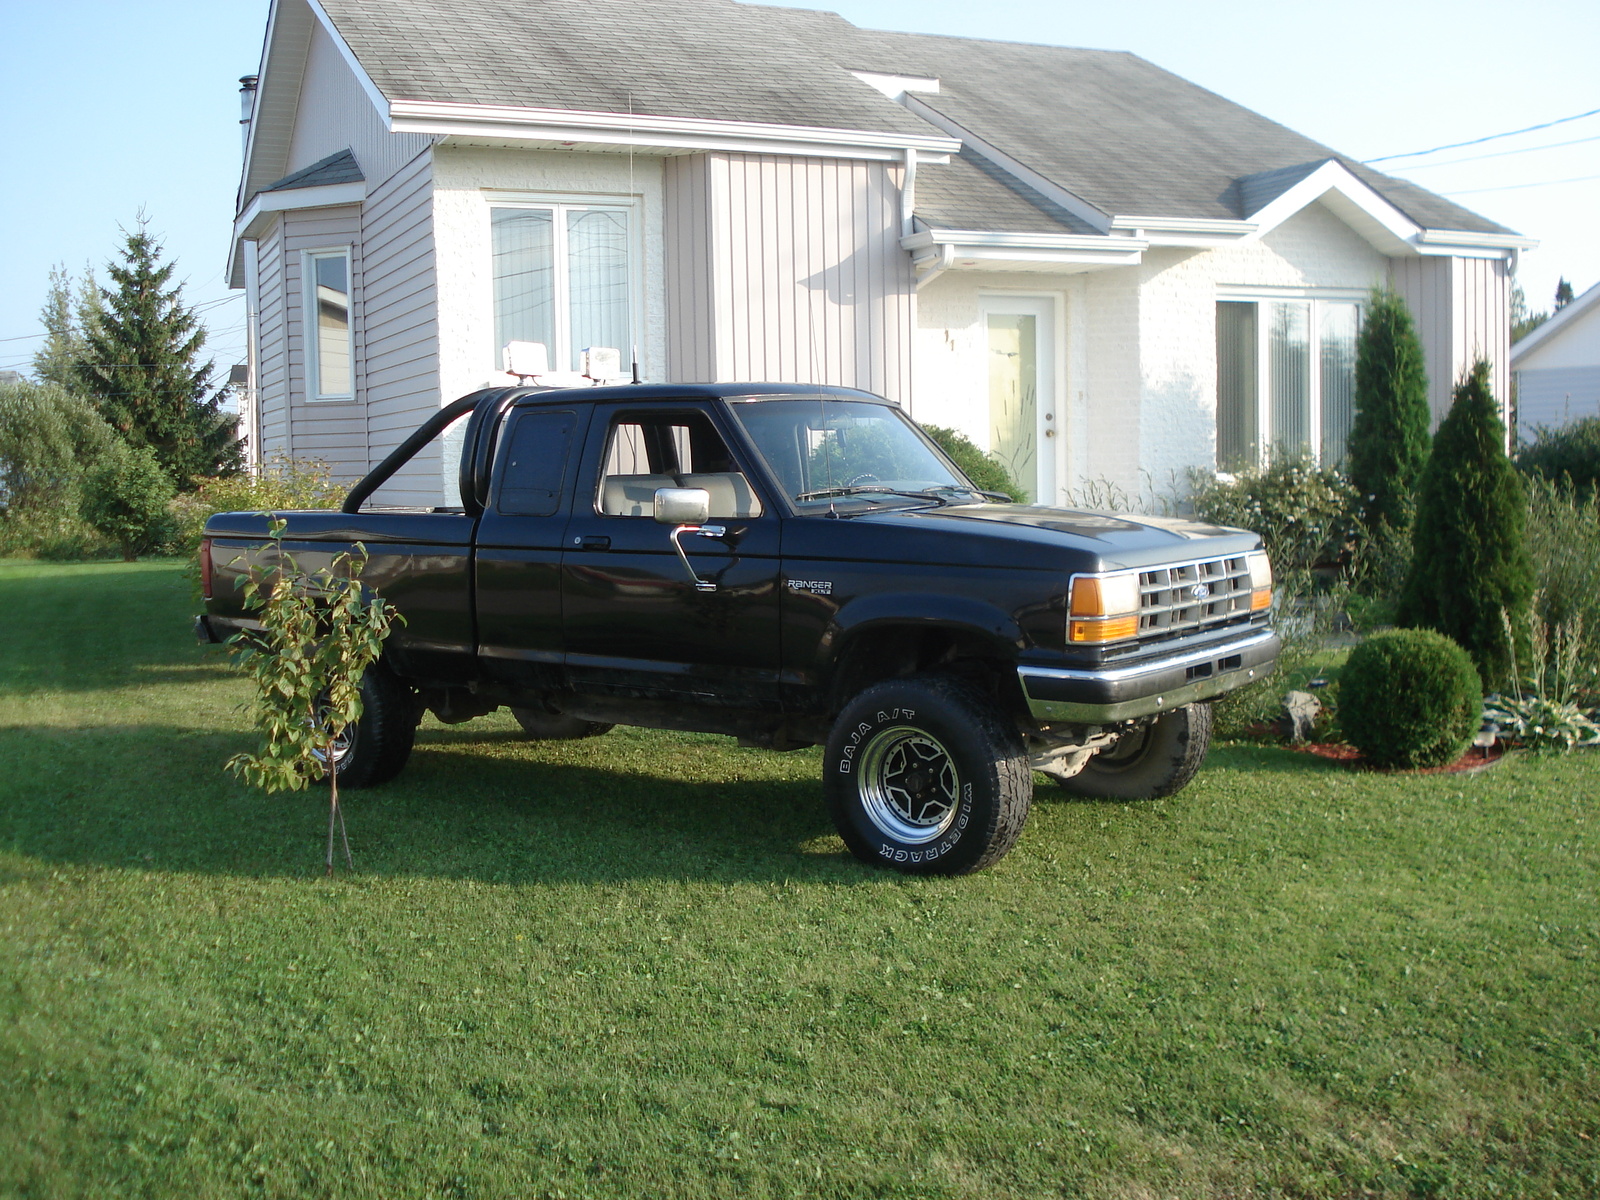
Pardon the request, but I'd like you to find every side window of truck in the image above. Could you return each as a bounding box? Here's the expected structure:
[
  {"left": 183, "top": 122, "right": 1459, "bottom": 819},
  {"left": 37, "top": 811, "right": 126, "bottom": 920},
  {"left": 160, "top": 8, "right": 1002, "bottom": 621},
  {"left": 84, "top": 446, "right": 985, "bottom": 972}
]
[
  {"left": 494, "top": 409, "right": 578, "bottom": 516},
  {"left": 596, "top": 411, "right": 764, "bottom": 520}
]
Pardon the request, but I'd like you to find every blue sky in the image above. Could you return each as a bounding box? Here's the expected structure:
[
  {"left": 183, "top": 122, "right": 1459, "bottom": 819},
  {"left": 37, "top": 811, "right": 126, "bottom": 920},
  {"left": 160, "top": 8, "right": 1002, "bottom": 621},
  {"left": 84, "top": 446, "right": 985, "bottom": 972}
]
[{"left": 1, "top": 0, "right": 1594, "bottom": 382}]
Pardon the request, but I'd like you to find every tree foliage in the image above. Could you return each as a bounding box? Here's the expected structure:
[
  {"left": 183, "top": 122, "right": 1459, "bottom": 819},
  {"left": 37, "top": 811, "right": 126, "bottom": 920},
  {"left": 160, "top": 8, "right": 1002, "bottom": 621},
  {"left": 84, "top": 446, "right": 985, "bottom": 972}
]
[
  {"left": 1517, "top": 416, "right": 1600, "bottom": 496},
  {"left": 921, "top": 425, "right": 1028, "bottom": 502},
  {"left": 73, "top": 219, "right": 242, "bottom": 489},
  {"left": 32, "top": 264, "right": 102, "bottom": 393},
  {"left": 1397, "top": 360, "right": 1534, "bottom": 689},
  {"left": 226, "top": 521, "right": 400, "bottom": 875},
  {"left": 1346, "top": 289, "right": 1431, "bottom": 534},
  {"left": 0, "top": 378, "right": 118, "bottom": 516},
  {"left": 79, "top": 442, "right": 175, "bottom": 561}
]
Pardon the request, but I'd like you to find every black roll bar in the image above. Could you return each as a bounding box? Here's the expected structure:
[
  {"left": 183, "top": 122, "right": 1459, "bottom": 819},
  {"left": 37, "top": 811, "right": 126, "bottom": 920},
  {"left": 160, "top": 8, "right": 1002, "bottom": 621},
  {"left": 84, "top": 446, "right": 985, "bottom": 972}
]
[{"left": 340, "top": 391, "right": 490, "bottom": 515}]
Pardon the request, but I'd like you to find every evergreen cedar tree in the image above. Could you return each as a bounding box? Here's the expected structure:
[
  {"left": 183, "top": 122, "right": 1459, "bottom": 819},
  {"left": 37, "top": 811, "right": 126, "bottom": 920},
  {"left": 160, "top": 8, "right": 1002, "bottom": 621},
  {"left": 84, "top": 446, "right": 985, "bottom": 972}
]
[
  {"left": 72, "top": 223, "right": 242, "bottom": 490},
  {"left": 1346, "top": 289, "right": 1430, "bottom": 533},
  {"left": 1397, "top": 360, "right": 1534, "bottom": 689}
]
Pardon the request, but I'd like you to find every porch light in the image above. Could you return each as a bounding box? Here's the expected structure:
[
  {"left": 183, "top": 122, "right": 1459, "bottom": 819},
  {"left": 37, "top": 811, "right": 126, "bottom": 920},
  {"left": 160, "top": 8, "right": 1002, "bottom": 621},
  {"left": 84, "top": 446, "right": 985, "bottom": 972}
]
[
  {"left": 1248, "top": 550, "right": 1273, "bottom": 611},
  {"left": 1068, "top": 571, "right": 1141, "bottom": 644}
]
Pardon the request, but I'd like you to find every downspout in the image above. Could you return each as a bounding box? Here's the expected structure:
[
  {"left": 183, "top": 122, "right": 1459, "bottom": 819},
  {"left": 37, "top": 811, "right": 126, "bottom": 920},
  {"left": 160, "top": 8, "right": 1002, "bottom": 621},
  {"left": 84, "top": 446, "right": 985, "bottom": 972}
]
[{"left": 901, "top": 146, "right": 918, "bottom": 238}]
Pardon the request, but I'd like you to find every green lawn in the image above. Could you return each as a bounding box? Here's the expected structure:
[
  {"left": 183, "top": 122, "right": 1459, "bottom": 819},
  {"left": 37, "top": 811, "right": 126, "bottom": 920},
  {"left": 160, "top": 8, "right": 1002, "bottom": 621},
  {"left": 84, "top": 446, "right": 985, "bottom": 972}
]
[{"left": 1, "top": 558, "right": 1595, "bottom": 1199}]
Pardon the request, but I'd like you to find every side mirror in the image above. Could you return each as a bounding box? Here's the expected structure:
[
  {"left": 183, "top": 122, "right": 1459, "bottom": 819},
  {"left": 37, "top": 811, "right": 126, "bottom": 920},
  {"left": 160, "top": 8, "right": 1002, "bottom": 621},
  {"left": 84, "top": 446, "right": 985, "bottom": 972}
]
[{"left": 653, "top": 487, "right": 710, "bottom": 525}]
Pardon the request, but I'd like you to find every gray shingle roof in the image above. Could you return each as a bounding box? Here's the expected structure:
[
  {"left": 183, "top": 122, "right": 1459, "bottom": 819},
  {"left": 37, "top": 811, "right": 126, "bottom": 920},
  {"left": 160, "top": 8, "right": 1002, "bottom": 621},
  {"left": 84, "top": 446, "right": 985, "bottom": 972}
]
[
  {"left": 913, "top": 149, "right": 1099, "bottom": 235},
  {"left": 262, "top": 148, "right": 365, "bottom": 192},
  {"left": 315, "top": 0, "right": 935, "bottom": 137},
  {"left": 309, "top": 0, "right": 1514, "bottom": 237},
  {"left": 756, "top": 6, "right": 1513, "bottom": 236}
]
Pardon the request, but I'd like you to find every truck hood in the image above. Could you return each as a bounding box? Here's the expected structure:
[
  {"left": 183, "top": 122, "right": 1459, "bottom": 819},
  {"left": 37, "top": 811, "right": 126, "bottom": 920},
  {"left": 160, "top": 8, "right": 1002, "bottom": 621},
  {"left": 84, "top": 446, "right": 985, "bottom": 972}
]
[{"left": 843, "top": 502, "right": 1262, "bottom": 571}]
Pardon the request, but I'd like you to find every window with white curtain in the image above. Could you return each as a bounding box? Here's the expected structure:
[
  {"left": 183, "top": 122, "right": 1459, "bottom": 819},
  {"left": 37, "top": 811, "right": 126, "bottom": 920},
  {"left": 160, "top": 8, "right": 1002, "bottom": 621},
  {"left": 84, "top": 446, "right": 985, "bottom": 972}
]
[
  {"left": 1216, "top": 296, "right": 1360, "bottom": 468},
  {"left": 491, "top": 200, "right": 634, "bottom": 374}
]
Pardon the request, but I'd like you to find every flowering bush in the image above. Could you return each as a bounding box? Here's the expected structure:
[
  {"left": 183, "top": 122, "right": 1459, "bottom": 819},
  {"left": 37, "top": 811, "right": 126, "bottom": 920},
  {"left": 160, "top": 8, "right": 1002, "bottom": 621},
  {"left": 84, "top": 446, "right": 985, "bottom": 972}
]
[{"left": 1188, "top": 456, "right": 1363, "bottom": 573}]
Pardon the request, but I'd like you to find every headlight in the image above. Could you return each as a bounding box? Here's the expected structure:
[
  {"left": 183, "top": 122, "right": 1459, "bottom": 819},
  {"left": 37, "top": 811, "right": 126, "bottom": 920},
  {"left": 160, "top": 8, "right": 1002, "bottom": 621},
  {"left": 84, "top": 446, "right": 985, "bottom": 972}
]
[
  {"left": 1248, "top": 550, "right": 1273, "bottom": 611},
  {"left": 1068, "top": 571, "right": 1141, "bottom": 644}
]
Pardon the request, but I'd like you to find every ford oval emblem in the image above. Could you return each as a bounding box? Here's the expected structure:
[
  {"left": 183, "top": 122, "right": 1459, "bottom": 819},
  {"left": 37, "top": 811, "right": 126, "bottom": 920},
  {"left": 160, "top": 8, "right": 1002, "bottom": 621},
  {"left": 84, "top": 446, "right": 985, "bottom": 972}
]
[{"left": 1190, "top": 583, "right": 1211, "bottom": 600}]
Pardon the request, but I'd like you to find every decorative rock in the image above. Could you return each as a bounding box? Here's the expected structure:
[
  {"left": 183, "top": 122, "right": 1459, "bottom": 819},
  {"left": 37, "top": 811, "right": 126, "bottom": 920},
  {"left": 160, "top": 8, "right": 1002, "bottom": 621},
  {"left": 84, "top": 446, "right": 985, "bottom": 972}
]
[{"left": 1281, "top": 690, "right": 1322, "bottom": 743}]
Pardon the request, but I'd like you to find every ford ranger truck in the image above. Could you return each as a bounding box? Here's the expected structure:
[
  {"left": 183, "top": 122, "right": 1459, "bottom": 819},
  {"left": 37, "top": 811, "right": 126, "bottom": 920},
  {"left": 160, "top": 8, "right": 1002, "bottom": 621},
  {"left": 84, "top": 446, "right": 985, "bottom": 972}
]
[{"left": 197, "top": 384, "right": 1279, "bottom": 874}]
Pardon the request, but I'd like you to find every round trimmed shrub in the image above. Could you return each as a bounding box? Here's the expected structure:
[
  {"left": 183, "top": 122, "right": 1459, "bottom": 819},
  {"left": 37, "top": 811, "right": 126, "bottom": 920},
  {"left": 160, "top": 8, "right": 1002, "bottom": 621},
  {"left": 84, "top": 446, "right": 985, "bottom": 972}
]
[{"left": 1339, "top": 630, "right": 1482, "bottom": 769}]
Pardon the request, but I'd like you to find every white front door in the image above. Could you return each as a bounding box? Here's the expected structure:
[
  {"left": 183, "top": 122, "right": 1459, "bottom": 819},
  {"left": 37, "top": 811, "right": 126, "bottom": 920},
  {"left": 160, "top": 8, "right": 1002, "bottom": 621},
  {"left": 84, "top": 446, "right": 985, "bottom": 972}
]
[{"left": 981, "top": 295, "right": 1057, "bottom": 504}]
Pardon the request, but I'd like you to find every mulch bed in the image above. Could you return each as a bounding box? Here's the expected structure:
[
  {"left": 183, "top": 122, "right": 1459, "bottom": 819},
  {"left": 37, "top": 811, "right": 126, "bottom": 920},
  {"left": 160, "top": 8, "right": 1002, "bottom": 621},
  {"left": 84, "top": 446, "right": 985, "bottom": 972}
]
[
  {"left": 1245, "top": 725, "right": 1508, "bottom": 774},
  {"left": 1291, "top": 740, "right": 1506, "bottom": 774}
]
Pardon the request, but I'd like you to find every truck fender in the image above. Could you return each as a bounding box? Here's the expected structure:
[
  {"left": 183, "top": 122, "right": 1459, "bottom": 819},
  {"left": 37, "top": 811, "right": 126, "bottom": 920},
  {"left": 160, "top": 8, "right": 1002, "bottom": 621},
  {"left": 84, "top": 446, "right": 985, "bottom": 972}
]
[{"left": 815, "top": 592, "right": 1025, "bottom": 685}]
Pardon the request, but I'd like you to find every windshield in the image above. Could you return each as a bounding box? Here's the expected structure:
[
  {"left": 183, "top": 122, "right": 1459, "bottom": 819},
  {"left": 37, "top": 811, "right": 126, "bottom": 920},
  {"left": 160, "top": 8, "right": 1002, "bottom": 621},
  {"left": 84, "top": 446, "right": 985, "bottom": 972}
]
[{"left": 728, "top": 398, "right": 981, "bottom": 510}]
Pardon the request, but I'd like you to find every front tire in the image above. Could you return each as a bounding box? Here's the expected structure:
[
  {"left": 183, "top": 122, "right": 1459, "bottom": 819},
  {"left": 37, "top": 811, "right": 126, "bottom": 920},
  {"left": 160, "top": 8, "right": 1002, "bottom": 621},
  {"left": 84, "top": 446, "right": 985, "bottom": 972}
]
[
  {"left": 1056, "top": 702, "right": 1213, "bottom": 799},
  {"left": 319, "top": 665, "right": 418, "bottom": 789},
  {"left": 823, "top": 675, "right": 1032, "bottom": 875}
]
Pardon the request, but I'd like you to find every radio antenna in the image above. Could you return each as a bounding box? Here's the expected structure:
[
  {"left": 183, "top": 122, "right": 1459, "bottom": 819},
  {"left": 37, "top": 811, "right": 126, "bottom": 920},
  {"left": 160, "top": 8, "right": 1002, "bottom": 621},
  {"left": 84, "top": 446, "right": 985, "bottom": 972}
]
[{"left": 629, "top": 92, "right": 642, "bottom": 384}]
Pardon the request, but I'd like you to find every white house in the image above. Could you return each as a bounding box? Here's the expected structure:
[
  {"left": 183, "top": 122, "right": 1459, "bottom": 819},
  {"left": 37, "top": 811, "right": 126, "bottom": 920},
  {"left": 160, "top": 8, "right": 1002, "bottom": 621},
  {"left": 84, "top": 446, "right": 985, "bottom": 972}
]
[
  {"left": 1512, "top": 280, "right": 1600, "bottom": 439},
  {"left": 230, "top": 0, "right": 1534, "bottom": 507}
]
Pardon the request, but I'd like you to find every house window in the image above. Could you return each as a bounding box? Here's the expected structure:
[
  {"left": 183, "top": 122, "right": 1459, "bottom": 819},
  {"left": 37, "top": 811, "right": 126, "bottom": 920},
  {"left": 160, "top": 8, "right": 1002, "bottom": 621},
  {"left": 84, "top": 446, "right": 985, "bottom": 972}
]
[
  {"left": 1216, "top": 297, "right": 1360, "bottom": 467},
  {"left": 305, "top": 249, "right": 354, "bottom": 401},
  {"left": 491, "top": 201, "right": 634, "bottom": 374}
]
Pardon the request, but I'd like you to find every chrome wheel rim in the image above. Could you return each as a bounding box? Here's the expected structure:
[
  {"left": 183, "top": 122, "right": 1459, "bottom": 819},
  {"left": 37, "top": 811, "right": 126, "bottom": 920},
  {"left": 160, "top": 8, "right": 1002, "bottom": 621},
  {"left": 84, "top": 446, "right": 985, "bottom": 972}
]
[
  {"left": 857, "top": 725, "right": 960, "bottom": 844},
  {"left": 309, "top": 697, "right": 356, "bottom": 769}
]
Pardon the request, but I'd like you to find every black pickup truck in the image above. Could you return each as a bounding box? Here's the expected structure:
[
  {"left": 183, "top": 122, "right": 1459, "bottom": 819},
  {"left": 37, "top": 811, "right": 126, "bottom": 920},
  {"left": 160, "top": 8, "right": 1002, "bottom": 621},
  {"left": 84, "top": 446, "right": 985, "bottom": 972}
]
[{"left": 198, "top": 383, "right": 1278, "bottom": 874}]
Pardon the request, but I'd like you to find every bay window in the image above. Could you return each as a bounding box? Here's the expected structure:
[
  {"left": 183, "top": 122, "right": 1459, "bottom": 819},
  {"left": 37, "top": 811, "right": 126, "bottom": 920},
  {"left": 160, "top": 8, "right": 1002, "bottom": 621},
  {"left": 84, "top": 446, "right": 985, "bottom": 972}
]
[
  {"left": 1216, "top": 295, "right": 1360, "bottom": 468},
  {"left": 491, "top": 198, "right": 635, "bottom": 374}
]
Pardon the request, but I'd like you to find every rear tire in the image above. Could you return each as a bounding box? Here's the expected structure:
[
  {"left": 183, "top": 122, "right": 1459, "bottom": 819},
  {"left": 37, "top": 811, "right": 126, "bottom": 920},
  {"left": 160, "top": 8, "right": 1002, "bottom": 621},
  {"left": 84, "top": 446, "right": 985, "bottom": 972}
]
[
  {"left": 823, "top": 675, "right": 1032, "bottom": 875},
  {"left": 322, "top": 665, "right": 418, "bottom": 789},
  {"left": 1056, "top": 702, "right": 1213, "bottom": 799}
]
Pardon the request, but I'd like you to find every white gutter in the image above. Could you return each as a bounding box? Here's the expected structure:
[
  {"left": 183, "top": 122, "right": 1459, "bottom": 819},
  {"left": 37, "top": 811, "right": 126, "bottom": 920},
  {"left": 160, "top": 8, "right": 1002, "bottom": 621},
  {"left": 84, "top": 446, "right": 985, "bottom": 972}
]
[
  {"left": 387, "top": 99, "right": 961, "bottom": 162},
  {"left": 902, "top": 228, "right": 1149, "bottom": 281}
]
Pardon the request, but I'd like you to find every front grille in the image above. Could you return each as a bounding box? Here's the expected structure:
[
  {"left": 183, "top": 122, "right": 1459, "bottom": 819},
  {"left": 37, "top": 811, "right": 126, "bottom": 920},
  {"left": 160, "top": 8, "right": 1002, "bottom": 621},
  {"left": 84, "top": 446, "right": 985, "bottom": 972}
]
[{"left": 1137, "top": 555, "right": 1255, "bottom": 637}]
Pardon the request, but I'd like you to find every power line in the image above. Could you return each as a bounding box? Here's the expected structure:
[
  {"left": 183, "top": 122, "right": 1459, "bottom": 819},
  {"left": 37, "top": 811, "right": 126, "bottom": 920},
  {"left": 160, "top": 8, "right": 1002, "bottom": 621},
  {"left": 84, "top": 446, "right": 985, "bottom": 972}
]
[
  {"left": 1383, "top": 133, "right": 1600, "bottom": 171},
  {"left": 1444, "top": 172, "right": 1600, "bottom": 196},
  {"left": 1364, "top": 106, "right": 1600, "bottom": 164}
]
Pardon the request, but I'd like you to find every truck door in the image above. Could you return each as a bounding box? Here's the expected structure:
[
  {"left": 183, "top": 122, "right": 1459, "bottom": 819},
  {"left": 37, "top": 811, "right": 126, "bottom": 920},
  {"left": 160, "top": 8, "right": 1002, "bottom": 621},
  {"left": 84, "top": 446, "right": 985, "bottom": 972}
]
[
  {"left": 474, "top": 403, "right": 589, "bottom": 693},
  {"left": 560, "top": 402, "right": 783, "bottom": 709}
]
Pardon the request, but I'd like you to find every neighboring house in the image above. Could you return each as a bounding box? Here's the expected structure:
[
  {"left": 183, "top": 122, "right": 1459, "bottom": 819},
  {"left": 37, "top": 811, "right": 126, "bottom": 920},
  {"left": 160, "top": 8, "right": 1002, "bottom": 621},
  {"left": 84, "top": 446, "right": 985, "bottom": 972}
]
[
  {"left": 1512, "top": 280, "right": 1600, "bottom": 440},
  {"left": 230, "top": 0, "right": 1533, "bottom": 507}
]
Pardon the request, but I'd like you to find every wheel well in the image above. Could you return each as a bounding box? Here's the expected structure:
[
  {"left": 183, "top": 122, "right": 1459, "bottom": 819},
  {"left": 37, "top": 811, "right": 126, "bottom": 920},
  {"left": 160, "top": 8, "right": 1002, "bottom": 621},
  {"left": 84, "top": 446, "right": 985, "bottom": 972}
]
[{"left": 828, "top": 626, "right": 1024, "bottom": 717}]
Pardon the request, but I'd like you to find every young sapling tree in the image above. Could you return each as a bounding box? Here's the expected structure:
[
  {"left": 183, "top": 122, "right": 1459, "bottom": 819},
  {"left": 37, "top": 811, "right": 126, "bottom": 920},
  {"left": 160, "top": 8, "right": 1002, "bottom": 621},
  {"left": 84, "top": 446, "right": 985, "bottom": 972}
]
[{"left": 226, "top": 518, "right": 401, "bottom": 875}]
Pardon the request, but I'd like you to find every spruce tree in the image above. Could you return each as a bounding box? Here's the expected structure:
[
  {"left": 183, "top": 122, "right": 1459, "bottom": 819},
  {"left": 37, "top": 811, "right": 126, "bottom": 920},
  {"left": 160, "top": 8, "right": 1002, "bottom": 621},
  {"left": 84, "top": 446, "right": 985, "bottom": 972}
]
[
  {"left": 1346, "top": 288, "right": 1431, "bottom": 534},
  {"left": 1396, "top": 359, "right": 1533, "bottom": 689},
  {"left": 73, "top": 220, "right": 241, "bottom": 489}
]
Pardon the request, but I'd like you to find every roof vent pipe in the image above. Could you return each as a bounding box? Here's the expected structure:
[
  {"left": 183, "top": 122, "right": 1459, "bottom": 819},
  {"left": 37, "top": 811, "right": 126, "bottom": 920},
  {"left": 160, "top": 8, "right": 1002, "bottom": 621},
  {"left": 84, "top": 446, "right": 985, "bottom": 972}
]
[{"left": 239, "top": 75, "right": 259, "bottom": 156}]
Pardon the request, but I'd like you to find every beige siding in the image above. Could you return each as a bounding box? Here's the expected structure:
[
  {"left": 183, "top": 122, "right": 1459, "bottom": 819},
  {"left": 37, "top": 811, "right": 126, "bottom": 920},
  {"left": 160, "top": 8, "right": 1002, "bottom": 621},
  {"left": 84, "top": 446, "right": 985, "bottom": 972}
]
[
  {"left": 360, "top": 150, "right": 442, "bottom": 508},
  {"left": 281, "top": 205, "right": 367, "bottom": 481},
  {"left": 672, "top": 153, "right": 913, "bottom": 402},
  {"left": 286, "top": 20, "right": 433, "bottom": 190},
  {"left": 662, "top": 155, "right": 716, "bottom": 382},
  {"left": 253, "top": 221, "right": 291, "bottom": 458},
  {"left": 1390, "top": 255, "right": 1512, "bottom": 426}
]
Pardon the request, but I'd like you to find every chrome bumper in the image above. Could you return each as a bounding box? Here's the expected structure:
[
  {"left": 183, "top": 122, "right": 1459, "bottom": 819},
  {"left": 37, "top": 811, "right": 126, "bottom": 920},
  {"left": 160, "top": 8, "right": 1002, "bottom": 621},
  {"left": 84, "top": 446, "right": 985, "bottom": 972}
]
[{"left": 1018, "top": 628, "right": 1280, "bottom": 723}]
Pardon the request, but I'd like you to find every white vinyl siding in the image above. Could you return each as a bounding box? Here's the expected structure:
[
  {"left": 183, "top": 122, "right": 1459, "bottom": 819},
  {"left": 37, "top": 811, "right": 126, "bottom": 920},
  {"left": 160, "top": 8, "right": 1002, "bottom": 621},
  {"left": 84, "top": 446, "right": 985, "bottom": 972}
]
[
  {"left": 359, "top": 148, "right": 441, "bottom": 508},
  {"left": 283, "top": 20, "right": 434, "bottom": 191},
  {"left": 280, "top": 206, "right": 366, "bottom": 479},
  {"left": 1390, "top": 255, "right": 1512, "bottom": 427},
  {"left": 254, "top": 222, "right": 290, "bottom": 458},
  {"left": 663, "top": 152, "right": 914, "bottom": 402}
]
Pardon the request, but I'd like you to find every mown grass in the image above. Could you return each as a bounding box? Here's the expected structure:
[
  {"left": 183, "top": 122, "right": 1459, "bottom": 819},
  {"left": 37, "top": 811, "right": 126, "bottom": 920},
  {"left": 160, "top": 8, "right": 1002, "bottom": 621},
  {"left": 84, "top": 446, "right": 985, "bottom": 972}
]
[{"left": 0, "top": 558, "right": 1596, "bottom": 1199}]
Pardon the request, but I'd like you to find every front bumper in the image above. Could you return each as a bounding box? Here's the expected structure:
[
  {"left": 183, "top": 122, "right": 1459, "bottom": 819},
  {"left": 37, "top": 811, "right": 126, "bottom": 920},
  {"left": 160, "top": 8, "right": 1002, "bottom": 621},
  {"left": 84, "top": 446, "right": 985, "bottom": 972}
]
[{"left": 1018, "top": 627, "right": 1280, "bottom": 723}]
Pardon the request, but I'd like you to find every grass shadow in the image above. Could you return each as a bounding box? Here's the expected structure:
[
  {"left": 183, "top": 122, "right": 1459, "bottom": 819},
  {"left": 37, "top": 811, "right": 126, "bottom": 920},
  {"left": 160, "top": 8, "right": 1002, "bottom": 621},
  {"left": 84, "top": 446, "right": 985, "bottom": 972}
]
[{"left": 0, "top": 720, "right": 867, "bottom": 886}]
